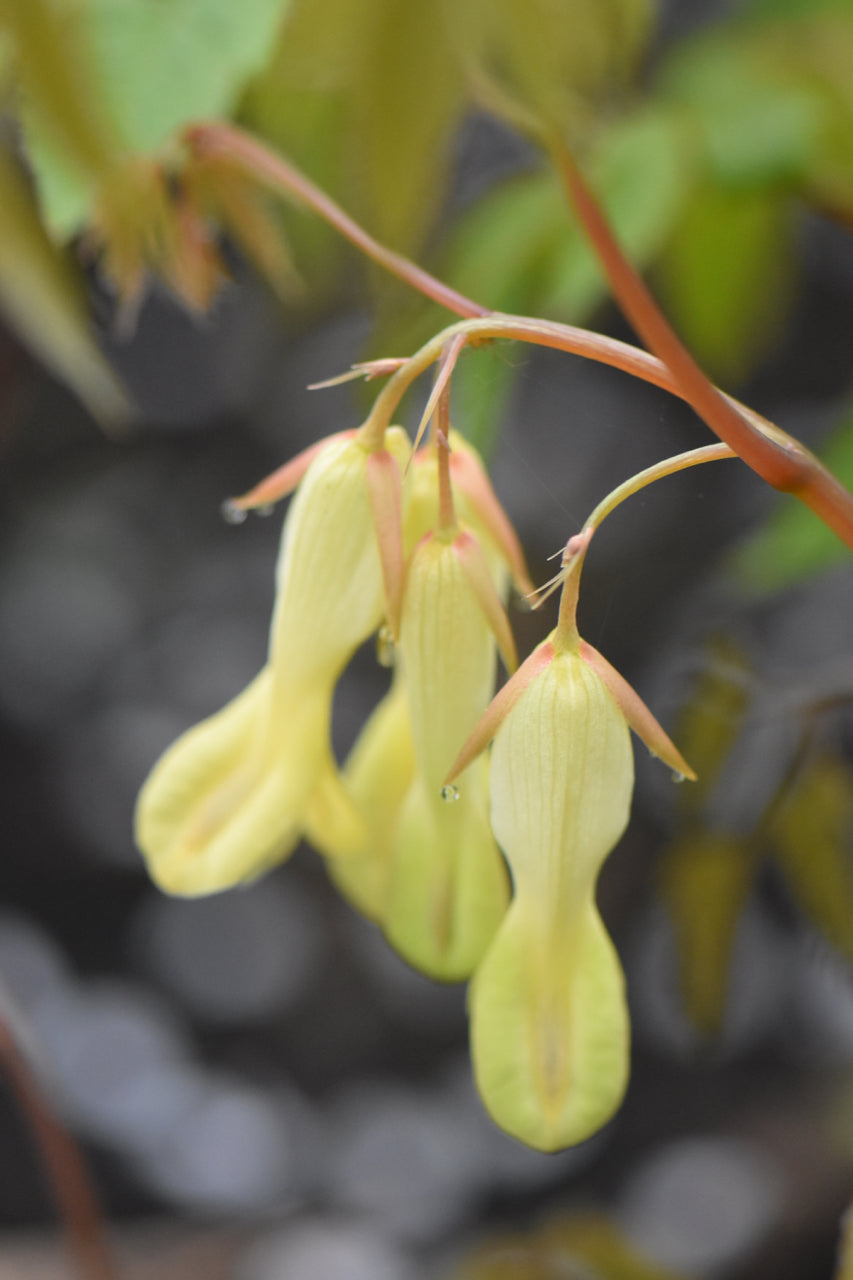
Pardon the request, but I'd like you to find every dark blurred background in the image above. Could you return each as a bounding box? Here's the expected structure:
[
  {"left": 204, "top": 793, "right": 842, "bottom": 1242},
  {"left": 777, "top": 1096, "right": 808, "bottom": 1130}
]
[{"left": 0, "top": 1, "right": 852, "bottom": 1277}]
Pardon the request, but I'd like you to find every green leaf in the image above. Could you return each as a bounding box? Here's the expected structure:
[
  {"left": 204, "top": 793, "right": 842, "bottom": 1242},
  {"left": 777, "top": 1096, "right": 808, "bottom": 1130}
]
[
  {"left": 671, "top": 637, "right": 751, "bottom": 810},
  {"left": 449, "top": 0, "right": 655, "bottom": 138},
  {"left": 657, "top": 35, "right": 825, "bottom": 187},
  {"left": 747, "top": 0, "right": 853, "bottom": 18},
  {"left": 771, "top": 755, "right": 853, "bottom": 962},
  {"left": 659, "top": 833, "right": 755, "bottom": 1035},
  {"left": 26, "top": 0, "right": 290, "bottom": 238},
  {"left": 655, "top": 183, "right": 796, "bottom": 383},
  {"left": 730, "top": 410, "right": 853, "bottom": 594},
  {"left": 0, "top": 147, "right": 129, "bottom": 425},
  {"left": 347, "top": 0, "right": 466, "bottom": 259}
]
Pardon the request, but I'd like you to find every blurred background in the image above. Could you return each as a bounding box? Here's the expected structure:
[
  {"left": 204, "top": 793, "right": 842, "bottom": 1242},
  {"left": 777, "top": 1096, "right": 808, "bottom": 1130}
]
[{"left": 0, "top": 0, "right": 852, "bottom": 1276}]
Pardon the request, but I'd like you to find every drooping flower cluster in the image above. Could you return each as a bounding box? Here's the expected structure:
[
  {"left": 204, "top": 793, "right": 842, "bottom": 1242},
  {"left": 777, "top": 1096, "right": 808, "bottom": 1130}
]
[{"left": 135, "top": 410, "right": 693, "bottom": 1152}]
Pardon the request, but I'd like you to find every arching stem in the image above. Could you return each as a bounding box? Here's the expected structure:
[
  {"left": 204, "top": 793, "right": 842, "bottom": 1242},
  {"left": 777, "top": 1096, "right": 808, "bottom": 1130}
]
[
  {"left": 184, "top": 121, "right": 489, "bottom": 321},
  {"left": 184, "top": 121, "right": 853, "bottom": 554},
  {"left": 549, "top": 137, "right": 853, "bottom": 549},
  {"left": 540, "top": 443, "right": 737, "bottom": 627}
]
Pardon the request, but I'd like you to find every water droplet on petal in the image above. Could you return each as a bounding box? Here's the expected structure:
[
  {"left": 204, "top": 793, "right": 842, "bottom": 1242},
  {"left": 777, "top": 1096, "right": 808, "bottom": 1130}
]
[
  {"left": 671, "top": 771, "right": 686, "bottom": 784},
  {"left": 375, "top": 625, "right": 395, "bottom": 668},
  {"left": 440, "top": 784, "right": 459, "bottom": 803},
  {"left": 255, "top": 504, "right": 275, "bottom": 518},
  {"left": 220, "top": 499, "right": 247, "bottom": 525}
]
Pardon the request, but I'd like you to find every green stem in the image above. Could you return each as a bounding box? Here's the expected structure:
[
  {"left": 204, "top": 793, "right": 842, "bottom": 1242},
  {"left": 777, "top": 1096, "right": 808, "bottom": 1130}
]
[
  {"left": 550, "top": 444, "right": 736, "bottom": 645},
  {"left": 585, "top": 443, "right": 736, "bottom": 530}
]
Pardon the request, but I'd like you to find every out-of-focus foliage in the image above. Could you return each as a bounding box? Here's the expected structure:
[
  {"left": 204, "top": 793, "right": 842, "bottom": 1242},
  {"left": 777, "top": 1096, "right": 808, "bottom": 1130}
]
[
  {"left": 0, "top": 145, "right": 128, "bottom": 424},
  {"left": 771, "top": 754, "right": 853, "bottom": 964},
  {"left": 451, "top": 1211, "right": 686, "bottom": 1280},
  {"left": 732, "top": 406, "right": 853, "bottom": 594},
  {"left": 4, "top": 0, "right": 853, "bottom": 438},
  {"left": 659, "top": 635, "right": 853, "bottom": 1036},
  {"left": 19, "top": 0, "right": 290, "bottom": 238}
]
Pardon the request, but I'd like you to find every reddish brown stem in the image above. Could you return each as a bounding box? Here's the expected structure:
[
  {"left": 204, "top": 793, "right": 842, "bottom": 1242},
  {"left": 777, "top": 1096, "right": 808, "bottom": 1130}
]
[
  {"left": 184, "top": 120, "right": 853, "bottom": 553},
  {"left": 184, "top": 121, "right": 490, "bottom": 321},
  {"left": 552, "top": 142, "right": 853, "bottom": 551},
  {"left": 0, "top": 1016, "right": 118, "bottom": 1280}
]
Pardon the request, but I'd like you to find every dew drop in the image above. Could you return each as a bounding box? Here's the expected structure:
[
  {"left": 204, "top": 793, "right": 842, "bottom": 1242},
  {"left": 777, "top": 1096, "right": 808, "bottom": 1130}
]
[
  {"left": 255, "top": 504, "right": 275, "bottom": 518},
  {"left": 671, "top": 771, "right": 686, "bottom": 784},
  {"left": 375, "top": 625, "right": 395, "bottom": 668},
  {"left": 220, "top": 499, "right": 247, "bottom": 525},
  {"left": 440, "top": 784, "right": 459, "bottom": 803}
]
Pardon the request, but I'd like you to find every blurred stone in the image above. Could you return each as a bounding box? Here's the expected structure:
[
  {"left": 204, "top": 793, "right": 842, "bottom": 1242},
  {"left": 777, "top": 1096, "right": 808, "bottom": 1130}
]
[
  {"left": 0, "top": 1226, "right": 241, "bottom": 1280},
  {"left": 130, "top": 875, "right": 325, "bottom": 1024},
  {"left": 787, "top": 937, "right": 853, "bottom": 1066},
  {"left": 236, "top": 1217, "right": 416, "bottom": 1280},
  {"left": 131, "top": 1075, "right": 305, "bottom": 1213},
  {"left": 325, "top": 1082, "right": 479, "bottom": 1240},
  {"left": 618, "top": 1136, "right": 785, "bottom": 1274},
  {"left": 34, "top": 980, "right": 190, "bottom": 1144},
  {"left": 0, "top": 913, "right": 71, "bottom": 1014}
]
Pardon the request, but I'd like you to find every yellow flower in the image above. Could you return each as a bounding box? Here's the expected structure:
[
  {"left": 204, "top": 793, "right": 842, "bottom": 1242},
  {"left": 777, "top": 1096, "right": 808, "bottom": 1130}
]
[
  {"left": 449, "top": 533, "right": 693, "bottom": 1149},
  {"left": 468, "top": 634, "right": 633, "bottom": 1150},
  {"left": 383, "top": 528, "right": 512, "bottom": 981},
  {"left": 326, "top": 431, "right": 531, "bottom": 962},
  {"left": 327, "top": 669, "right": 415, "bottom": 921},
  {"left": 135, "top": 426, "right": 410, "bottom": 896}
]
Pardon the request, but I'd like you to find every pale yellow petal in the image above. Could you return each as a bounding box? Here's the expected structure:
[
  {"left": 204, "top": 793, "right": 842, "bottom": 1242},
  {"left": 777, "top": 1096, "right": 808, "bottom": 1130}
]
[
  {"left": 385, "top": 760, "right": 509, "bottom": 982},
  {"left": 327, "top": 673, "right": 416, "bottom": 919},
  {"left": 472, "top": 645, "right": 634, "bottom": 1149},
  {"left": 470, "top": 901, "right": 629, "bottom": 1151},
  {"left": 270, "top": 427, "right": 410, "bottom": 683},
  {"left": 400, "top": 534, "right": 497, "bottom": 791},
  {"left": 136, "top": 670, "right": 330, "bottom": 896}
]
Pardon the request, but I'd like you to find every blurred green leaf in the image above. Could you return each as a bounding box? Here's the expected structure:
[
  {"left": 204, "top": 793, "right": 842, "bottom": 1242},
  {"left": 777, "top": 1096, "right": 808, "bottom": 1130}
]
[
  {"left": 348, "top": 2, "right": 465, "bottom": 259},
  {"left": 449, "top": 0, "right": 654, "bottom": 139},
  {"left": 771, "top": 755, "right": 853, "bottom": 962},
  {"left": 452, "top": 1211, "right": 687, "bottom": 1280},
  {"left": 244, "top": 0, "right": 467, "bottom": 301},
  {"left": 0, "top": 148, "right": 129, "bottom": 424},
  {"left": 659, "top": 833, "right": 755, "bottom": 1035},
  {"left": 0, "top": 0, "right": 119, "bottom": 181},
  {"left": 747, "top": 0, "right": 853, "bottom": 18},
  {"left": 672, "top": 638, "right": 751, "bottom": 810},
  {"left": 26, "top": 0, "right": 290, "bottom": 238},
  {"left": 399, "top": 106, "right": 689, "bottom": 456},
  {"left": 730, "top": 411, "right": 853, "bottom": 594},
  {"left": 658, "top": 10, "right": 853, "bottom": 227},
  {"left": 657, "top": 35, "right": 825, "bottom": 187},
  {"left": 656, "top": 184, "right": 795, "bottom": 383}
]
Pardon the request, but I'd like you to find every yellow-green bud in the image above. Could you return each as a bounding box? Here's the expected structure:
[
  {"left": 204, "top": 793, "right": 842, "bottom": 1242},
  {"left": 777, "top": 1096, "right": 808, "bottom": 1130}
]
[
  {"left": 470, "top": 638, "right": 633, "bottom": 1150},
  {"left": 135, "top": 427, "right": 410, "bottom": 896}
]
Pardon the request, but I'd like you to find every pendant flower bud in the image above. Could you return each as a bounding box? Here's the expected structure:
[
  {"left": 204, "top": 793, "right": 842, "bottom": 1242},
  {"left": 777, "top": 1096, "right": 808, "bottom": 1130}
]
[
  {"left": 450, "top": 532, "right": 694, "bottom": 1150},
  {"left": 468, "top": 635, "right": 633, "bottom": 1151},
  {"left": 135, "top": 425, "right": 410, "bottom": 896},
  {"left": 384, "top": 528, "right": 511, "bottom": 981}
]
